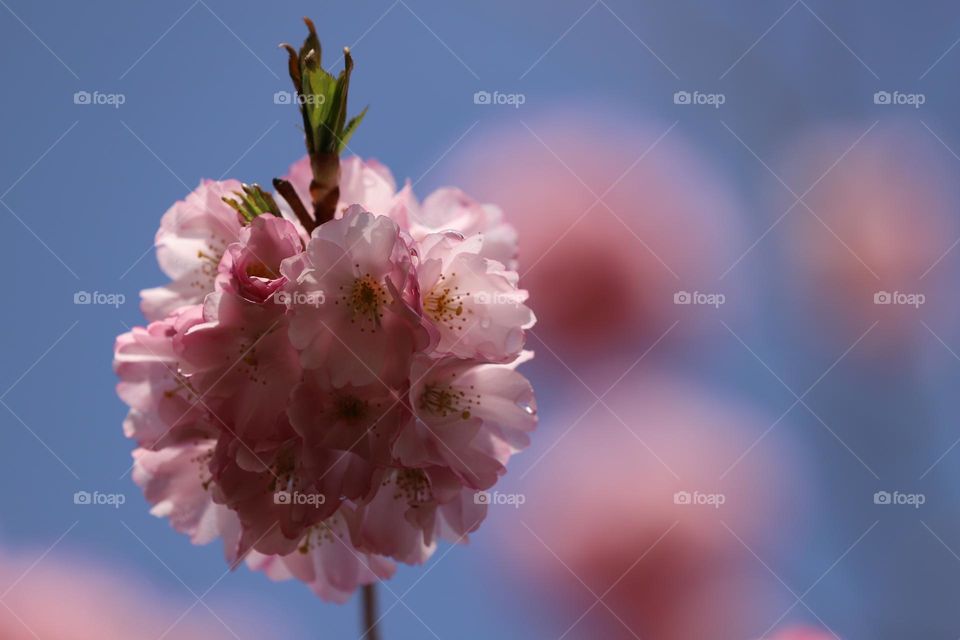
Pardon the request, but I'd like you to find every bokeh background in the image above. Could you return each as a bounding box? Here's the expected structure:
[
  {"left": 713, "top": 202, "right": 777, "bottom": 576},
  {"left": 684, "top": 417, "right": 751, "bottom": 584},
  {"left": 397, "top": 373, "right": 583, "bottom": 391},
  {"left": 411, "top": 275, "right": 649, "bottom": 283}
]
[{"left": 2, "top": 1, "right": 960, "bottom": 638}]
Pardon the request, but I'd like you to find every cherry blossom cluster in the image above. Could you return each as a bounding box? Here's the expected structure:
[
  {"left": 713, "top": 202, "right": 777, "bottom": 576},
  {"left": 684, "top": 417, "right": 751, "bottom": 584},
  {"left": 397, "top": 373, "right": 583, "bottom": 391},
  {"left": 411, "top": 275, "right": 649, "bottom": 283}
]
[{"left": 114, "top": 156, "right": 536, "bottom": 601}]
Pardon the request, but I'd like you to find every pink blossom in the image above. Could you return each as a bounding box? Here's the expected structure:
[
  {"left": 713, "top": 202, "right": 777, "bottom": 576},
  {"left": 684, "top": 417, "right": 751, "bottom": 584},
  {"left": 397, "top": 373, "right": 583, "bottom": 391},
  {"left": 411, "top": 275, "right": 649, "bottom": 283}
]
[
  {"left": 208, "top": 427, "right": 346, "bottom": 557},
  {"left": 119, "top": 154, "right": 536, "bottom": 602},
  {"left": 283, "top": 155, "right": 517, "bottom": 268},
  {"left": 133, "top": 441, "right": 236, "bottom": 549},
  {"left": 114, "top": 305, "right": 210, "bottom": 448},
  {"left": 416, "top": 231, "right": 533, "bottom": 362},
  {"left": 353, "top": 466, "right": 487, "bottom": 564},
  {"left": 133, "top": 443, "right": 393, "bottom": 601},
  {"left": 245, "top": 508, "right": 396, "bottom": 604},
  {"left": 178, "top": 289, "right": 301, "bottom": 438},
  {"left": 281, "top": 206, "right": 429, "bottom": 387},
  {"left": 288, "top": 369, "right": 403, "bottom": 469},
  {"left": 396, "top": 352, "right": 537, "bottom": 490},
  {"left": 404, "top": 187, "right": 518, "bottom": 269},
  {"left": 217, "top": 214, "right": 304, "bottom": 304},
  {"left": 141, "top": 180, "right": 245, "bottom": 321}
]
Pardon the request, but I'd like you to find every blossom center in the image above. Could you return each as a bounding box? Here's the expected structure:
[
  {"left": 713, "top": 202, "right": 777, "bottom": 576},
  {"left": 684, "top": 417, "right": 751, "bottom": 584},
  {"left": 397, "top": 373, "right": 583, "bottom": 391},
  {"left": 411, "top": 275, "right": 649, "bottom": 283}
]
[
  {"left": 298, "top": 515, "right": 342, "bottom": 554},
  {"left": 393, "top": 469, "right": 432, "bottom": 507},
  {"left": 424, "top": 273, "right": 470, "bottom": 331},
  {"left": 245, "top": 261, "right": 278, "bottom": 280},
  {"left": 197, "top": 249, "right": 222, "bottom": 270},
  {"left": 339, "top": 272, "right": 387, "bottom": 329},
  {"left": 268, "top": 446, "right": 298, "bottom": 492},
  {"left": 194, "top": 240, "right": 228, "bottom": 291},
  {"left": 334, "top": 394, "right": 369, "bottom": 425},
  {"left": 418, "top": 382, "right": 478, "bottom": 420},
  {"left": 191, "top": 447, "right": 215, "bottom": 491}
]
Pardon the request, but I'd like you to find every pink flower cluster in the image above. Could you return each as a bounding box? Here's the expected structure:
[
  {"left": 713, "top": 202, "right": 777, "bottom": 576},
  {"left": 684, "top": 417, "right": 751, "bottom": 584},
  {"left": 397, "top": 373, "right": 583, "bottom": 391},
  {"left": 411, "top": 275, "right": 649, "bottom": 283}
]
[{"left": 114, "top": 156, "right": 536, "bottom": 601}]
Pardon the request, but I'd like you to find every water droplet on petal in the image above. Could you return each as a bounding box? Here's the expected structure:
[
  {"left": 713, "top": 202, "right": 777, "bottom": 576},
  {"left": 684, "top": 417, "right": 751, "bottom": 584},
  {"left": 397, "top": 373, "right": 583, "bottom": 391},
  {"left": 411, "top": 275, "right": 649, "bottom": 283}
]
[{"left": 517, "top": 399, "right": 535, "bottom": 415}]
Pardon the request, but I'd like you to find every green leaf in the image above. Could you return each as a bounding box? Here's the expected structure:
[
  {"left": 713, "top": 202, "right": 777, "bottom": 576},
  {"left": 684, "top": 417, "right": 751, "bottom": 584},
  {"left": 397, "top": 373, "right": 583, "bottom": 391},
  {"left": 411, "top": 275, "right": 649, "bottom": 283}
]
[
  {"left": 284, "top": 19, "right": 365, "bottom": 157},
  {"left": 339, "top": 105, "right": 368, "bottom": 152},
  {"left": 222, "top": 183, "right": 281, "bottom": 222},
  {"left": 276, "top": 18, "right": 369, "bottom": 226}
]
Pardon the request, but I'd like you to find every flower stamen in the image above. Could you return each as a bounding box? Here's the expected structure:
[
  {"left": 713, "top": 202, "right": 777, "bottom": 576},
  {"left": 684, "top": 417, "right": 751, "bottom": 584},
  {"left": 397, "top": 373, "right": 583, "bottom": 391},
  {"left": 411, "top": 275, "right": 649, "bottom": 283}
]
[
  {"left": 418, "top": 381, "right": 479, "bottom": 420},
  {"left": 337, "top": 269, "right": 387, "bottom": 331},
  {"left": 424, "top": 273, "right": 470, "bottom": 331}
]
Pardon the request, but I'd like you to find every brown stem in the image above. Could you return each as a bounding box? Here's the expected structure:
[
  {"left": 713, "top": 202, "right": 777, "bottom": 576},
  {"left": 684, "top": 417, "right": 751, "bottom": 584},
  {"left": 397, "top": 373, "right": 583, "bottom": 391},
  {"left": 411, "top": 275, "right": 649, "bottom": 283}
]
[
  {"left": 361, "top": 584, "right": 381, "bottom": 640},
  {"left": 310, "top": 152, "right": 340, "bottom": 226},
  {"left": 272, "top": 178, "right": 316, "bottom": 233}
]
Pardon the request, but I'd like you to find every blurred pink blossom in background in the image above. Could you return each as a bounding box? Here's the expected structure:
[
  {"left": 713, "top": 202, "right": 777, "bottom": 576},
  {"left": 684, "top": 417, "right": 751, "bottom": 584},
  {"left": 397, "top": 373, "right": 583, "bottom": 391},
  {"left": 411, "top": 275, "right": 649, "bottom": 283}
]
[
  {"left": 446, "top": 108, "right": 748, "bottom": 365},
  {"left": 0, "top": 549, "right": 269, "bottom": 639},
  {"left": 769, "top": 626, "right": 838, "bottom": 640},
  {"left": 497, "top": 373, "right": 804, "bottom": 640},
  {"left": 778, "top": 120, "right": 960, "bottom": 352}
]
